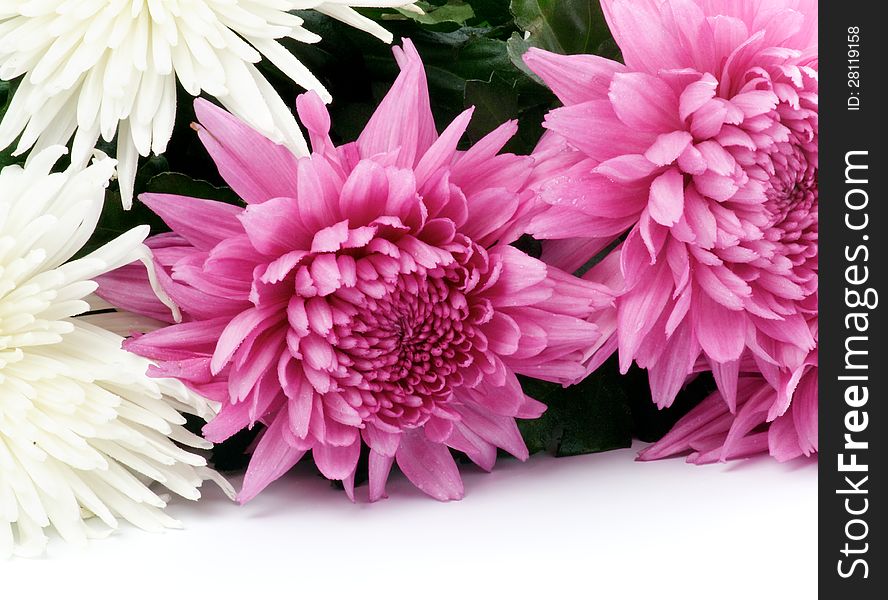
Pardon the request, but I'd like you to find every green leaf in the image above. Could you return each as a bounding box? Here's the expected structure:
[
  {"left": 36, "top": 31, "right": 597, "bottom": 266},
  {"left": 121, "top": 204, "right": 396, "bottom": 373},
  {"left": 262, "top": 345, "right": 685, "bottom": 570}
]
[
  {"left": 519, "top": 357, "right": 709, "bottom": 457},
  {"left": 465, "top": 0, "right": 515, "bottom": 26},
  {"left": 505, "top": 32, "right": 545, "bottom": 84},
  {"left": 78, "top": 169, "right": 241, "bottom": 259},
  {"left": 392, "top": 29, "right": 554, "bottom": 151},
  {"left": 518, "top": 359, "right": 634, "bottom": 457},
  {"left": 75, "top": 188, "right": 167, "bottom": 259},
  {"left": 630, "top": 373, "right": 716, "bottom": 443},
  {"left": 393, "top": 1, "right": 475, "bottom": 26},
  {"left": 0, "top": 79, "right": 9, "bottom": 113},
  {"left": 284, "top": 19, "right": 557, "bottom": 152},
  {"left": 511, "top": 233, "right": 543, "bottom": 259},
  {"left": 146, "top": 172, "right": 242, "bottom": 205},
  {"left": 0, "top": 79, "right": 24, "bottom": 169},
  {"left": 509, "top": 0, "right": 613, "bottom": 55},
  {"left": 206, "top": 425, "right": 261, "bottom": 472},
  {"left": 404, "top": 29, "right": 530, "bottom": 108},
  {"left": 464, "top": 73, "right": 520, "bottom": 141}
]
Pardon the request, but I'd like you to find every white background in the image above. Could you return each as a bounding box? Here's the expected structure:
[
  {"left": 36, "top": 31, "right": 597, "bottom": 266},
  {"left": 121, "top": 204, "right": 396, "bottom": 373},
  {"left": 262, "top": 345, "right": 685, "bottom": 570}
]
[{"left": 1, "top": 442, "right": 816, "bottom": 599}]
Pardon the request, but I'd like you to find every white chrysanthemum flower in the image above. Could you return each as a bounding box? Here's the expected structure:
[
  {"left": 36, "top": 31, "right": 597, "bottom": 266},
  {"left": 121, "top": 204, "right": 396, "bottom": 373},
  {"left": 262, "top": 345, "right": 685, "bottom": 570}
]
[
  {"left": 0, "top": 146, "right": 234, "bottom": 558},
  {"left": 0, "top": 0, "right": 420, "bottom": 207}
]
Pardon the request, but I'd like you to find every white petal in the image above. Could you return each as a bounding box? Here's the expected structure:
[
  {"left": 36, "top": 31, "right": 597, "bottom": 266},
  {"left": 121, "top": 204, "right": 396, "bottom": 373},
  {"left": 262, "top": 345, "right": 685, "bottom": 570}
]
[
  {"left": 0, "top": 148, "right": 228, "bottom": 556},
  {"left": 0, "top": 0, "right": 419, "bottom": 205}
]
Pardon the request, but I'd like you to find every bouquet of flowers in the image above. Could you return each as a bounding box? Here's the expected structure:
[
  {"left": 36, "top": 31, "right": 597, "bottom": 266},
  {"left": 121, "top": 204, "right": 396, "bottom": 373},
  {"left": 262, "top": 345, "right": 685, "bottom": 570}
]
[{"left": 0, "top": 0, "right": 817, "bottom": 557}]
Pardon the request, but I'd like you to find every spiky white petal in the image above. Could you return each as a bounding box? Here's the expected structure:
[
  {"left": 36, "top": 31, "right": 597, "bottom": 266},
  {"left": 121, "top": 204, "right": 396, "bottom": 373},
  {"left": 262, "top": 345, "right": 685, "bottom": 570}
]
[
  {"left": 0, "top": 0, "right": 419, "bottom": 207},
  {"left": 0, "top": 146, "right": 234, "bottom": 558}
]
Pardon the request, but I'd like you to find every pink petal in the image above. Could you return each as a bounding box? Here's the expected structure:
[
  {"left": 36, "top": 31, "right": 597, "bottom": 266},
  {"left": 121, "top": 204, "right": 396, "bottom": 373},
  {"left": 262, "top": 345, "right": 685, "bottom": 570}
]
[
  {"left": 338, "top": 160, "right": 392, "bottom": 227},
  {"left": 203, "top": 398, "right": 253, "bottom": 443},
  {"left": 648, "top": 168, "right": 685, "bottom": 226},
  {"left": 455, "top": 120, "right": 518, "bottom": 174},
  {"left": 453, "top": 401, "right": 528, "bottom": 460},
  {"left": 609, "top": 72, "right": 681, "bottom": 132},
  {"left": 194, "top": 98, "right": 298, "bottom": 204},
  {"left": 140, "top": 193, "right": 244, "bottom": 251},
  {"left": 689, "top": 99, "right": 729, "bottom": 139},
  {"left": 530, "top": 206, "right": 636, "bottom": 240},
  {"left": 368, "top": 450, "right": 394, "bottom": 502},
  {"left": 239, "top": 196, "right": 312, "bottom": 255},
  {"left": 313, "top": 438, "right": 360, "bottom": 481},
  {"left": 95, "top": 263, "right": 177, "bottom": 323},
  {"left": 414, "top": 107, "right": 473, "bottom": 185},
  {"left": 239, "top": 411, "right": 306, "bottom": 503},
  {"left": 678, "top": 73, "right": 718, "bottom": 121},
  {"left": 538, "top": 170, "right": 648, "bottom": 219},
  {"left": 423, "top": 416, "right": 455, "bottom": 443},
  {"left": 648, "top": 321, "right": 699, "bottom": 407},
  {"left": 637, "top": 390, "right": 732, "bottom": 460},
  {"left": 295, "top": 91, "right": 335, "bottom": 157},
  {"left": 594, "top": 154, "right": 657, "bottom": 183},
  {"left": 362, "top": 423, "right": 401, "bottom": 457},
  {"left": 644, "top": 131, "right": 693, "bottom": 166},
  {"left": 711, "top": 358, "right": 740, "bottom": 412},
  {"left": 682, "top": 187, "right": 717, "bottom": 248},
  {"left": 679, "top": 74, "right": 718, "bottom": 120},
  {"left": 212, "top": 305, "right": 283, "bottom": 374},
  {"left": 694, "top": 291, "right": 747, "bottom": 362},
  {"left": 617, "top": 261, "right": 673, "bottom": 372},
  {"left": 124, "top": 317, "right": 229, "bottom": 361},
  {"left": 523, "top": 48, "right": 627, "bottom": 106},
  {"left": 445, "top": 423, "right": 497, "bottom": 472},
  {"left": 603, "top": 0, "right": 699, "bottom": 74},
  {"left": 484, "top": 246, "right": 549, "bottom": 306},
  {"left": 539, "top": 237, "right": 619, "bottom": 273},
  {"left": 677, "top": 144, "right": 707, "bottom": 175},
  {"left": 358, "top": 39, "right": 436, "bottom": 168},
  {"left": 515, "top": 396, "right": 547, "bottom": 419},
  {"left": 460, "top": 188, "right": 520, "bottom": 248},
  {"left": 768, "top": 414, "right": 804, "bottom": 461},
  {"left": 482, "top": 311, "right": 521, "bottom": 356},
  {"left": 731, "top": 90, "right": 779, "bottom": 118},
  {"left": 280, "top": 360, "right": 313, "bottom": 439},
  {"left": 396, "top": 430, "right": 464, "bottom": 501},
  {"left": 545, "top": 100, "right": 653, "bottom": 162},
  {"left": 695, "top": 140, "right": 736, "bottom": 176}
]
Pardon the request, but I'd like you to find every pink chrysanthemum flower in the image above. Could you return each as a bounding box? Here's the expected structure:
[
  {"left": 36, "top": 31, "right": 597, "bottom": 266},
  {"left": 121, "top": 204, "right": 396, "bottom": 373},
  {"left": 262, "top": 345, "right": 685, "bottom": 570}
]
[
  {"left": 639, "top": 349, "right": 817, "bottom": 464},
  {"left": 98, "top": 41, "right": 614, "bottom": 502},
  {"left": 523, "top": 0, "right": 818, "bottom": 427}
]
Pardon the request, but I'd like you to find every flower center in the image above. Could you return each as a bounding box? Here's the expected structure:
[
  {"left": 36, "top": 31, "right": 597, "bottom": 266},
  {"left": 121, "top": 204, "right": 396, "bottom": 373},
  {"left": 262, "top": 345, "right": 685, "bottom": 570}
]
[
  {"left": 355, "top": 271, "right": 472, "bottom": 385},
  {"left": 293, "top": 235, "right": 492, "bottom": 430},
  {"left": 761, "top": 142, "right": 817, "bottom": 237}
]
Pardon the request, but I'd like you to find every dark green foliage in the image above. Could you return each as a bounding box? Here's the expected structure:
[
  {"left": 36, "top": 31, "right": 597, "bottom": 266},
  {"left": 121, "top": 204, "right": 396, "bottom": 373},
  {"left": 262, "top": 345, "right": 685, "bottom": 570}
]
[
  {"left": 511, "top": 233, "right": 543, "bottom": 259},
  {"left": 630, "top": 373, "right": 716, "bottom": 443},
  {"left": 510, "top": 0, "right": 614, "bottom": 56},
  {"left": 206, "top": 426, "right": 262, "bottom": 473},
  {"left": 145, "top": 172, "right": 243, "bottom": 205},
  {"left": 277, "top": 10, "right": 560, "bottom": 154},
  {"left": 0, "top": 79, "right": 23, "bottom": 169},
  {"left": 518, "top": 358, "right": 711, "bottom": 456},
  {"left": 393, "top": 1, "right": 476, "bottom": 26}
]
